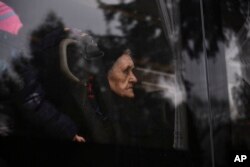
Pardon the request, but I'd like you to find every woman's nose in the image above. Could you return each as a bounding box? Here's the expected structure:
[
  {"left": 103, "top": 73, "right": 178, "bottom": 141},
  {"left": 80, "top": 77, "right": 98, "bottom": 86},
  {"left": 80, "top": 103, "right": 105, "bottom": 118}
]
[{"left": 129, "top": 71, "right": 138, "bottom": 83}]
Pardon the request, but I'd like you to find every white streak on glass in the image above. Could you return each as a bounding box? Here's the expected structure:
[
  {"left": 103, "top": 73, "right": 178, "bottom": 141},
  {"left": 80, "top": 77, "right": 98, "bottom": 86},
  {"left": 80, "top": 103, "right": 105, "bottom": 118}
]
[{"left": 224, "top": 29, "right": 242, "bottom": 120}]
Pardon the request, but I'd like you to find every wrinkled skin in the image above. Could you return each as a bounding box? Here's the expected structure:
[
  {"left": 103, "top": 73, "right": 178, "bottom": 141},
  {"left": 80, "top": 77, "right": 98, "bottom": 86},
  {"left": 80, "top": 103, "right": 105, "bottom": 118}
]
[{"left": 108, "top": 54, "right": 138, "bottom": 98}]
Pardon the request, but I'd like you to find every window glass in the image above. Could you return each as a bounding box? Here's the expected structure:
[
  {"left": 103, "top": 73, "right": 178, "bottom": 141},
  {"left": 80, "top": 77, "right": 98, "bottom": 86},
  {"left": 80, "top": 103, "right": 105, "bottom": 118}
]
[
  {"left": 0, "top": 0, "right": 184, "bottom": 151},
  {"left": 221, "top": 0, "right": 250, "bottom": 149}
]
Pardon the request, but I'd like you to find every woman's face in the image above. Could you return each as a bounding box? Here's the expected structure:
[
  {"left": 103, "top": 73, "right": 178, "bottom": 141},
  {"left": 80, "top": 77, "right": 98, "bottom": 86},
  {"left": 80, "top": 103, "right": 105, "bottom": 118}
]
[{"left": 108, "top": 54, "right": 138, "bottom": 98}]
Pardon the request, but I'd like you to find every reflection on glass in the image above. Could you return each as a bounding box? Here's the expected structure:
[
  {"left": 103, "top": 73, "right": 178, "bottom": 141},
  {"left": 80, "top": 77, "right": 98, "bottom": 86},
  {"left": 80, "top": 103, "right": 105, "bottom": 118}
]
[
  {"left": 0, "top": 0, "right": 186, "bottom": 151},
  {"left": 222, "top": 0, "right": 250, "bottom": 149}
]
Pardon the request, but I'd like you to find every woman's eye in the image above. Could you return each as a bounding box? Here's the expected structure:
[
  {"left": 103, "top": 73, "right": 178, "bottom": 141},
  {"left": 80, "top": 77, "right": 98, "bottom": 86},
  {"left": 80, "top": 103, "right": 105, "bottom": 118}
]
[{"left": 123, "top": 68, "right": 130, "bottom": 75}]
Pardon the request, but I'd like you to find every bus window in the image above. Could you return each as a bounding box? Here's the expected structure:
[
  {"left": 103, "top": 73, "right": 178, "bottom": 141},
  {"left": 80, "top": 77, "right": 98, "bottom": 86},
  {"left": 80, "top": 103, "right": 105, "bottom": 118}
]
[{"left": 0, "top": 0, "right": 182, "bottom": 150}]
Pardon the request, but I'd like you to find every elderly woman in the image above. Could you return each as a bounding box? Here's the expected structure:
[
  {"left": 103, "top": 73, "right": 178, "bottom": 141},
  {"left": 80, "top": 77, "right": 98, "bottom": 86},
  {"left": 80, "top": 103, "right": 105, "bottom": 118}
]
[
  {"left": 62, "top": 33, "right": 138, "bottom": 144},
  {"left": 107, "top": 49, "right": 137, "bottom": 98},
  {"left": 61, "top": 34, "right": 138, "bottom": 143},
  {"left": 18, "top": 14, "right": 138, "bottom": 144}
]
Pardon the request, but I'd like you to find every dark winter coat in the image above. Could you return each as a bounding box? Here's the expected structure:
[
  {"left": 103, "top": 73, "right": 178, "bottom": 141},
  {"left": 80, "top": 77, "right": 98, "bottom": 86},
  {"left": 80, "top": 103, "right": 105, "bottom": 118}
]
[{"left": 17, "top": 63, "right": 121, "bottom": 143}]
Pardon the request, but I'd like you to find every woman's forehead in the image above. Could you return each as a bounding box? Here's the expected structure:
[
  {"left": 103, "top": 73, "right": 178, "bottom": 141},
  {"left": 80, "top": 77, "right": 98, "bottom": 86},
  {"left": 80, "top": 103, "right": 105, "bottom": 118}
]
[{"left": 115, "top": 54, "right": 134, "bottom": 68}]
